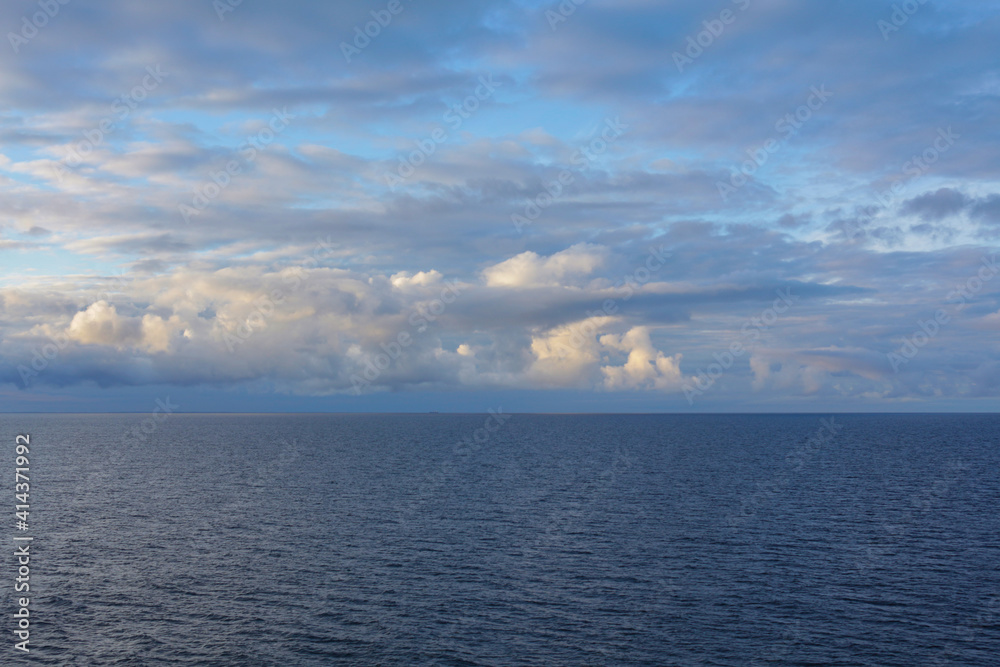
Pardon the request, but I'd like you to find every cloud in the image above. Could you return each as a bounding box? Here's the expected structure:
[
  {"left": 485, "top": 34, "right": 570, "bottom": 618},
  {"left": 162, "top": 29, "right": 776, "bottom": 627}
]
[
  {"left": 67, "top": 301, "right": 142, "bottom": 349},
  {"left": 482, "top": 243, "right": 609, "bottom": 288},
  {"left": 900, "top": 188, "right": 971, "bottom": 221},
  {"left": 600, "top": 326, "right": 684, "bottom": 391},
  {"left": 749, "top": 347, "right": 890, "bottom": 395},
  {"left": 971, "top": 194, "right": 1000, "bottom": 224}
]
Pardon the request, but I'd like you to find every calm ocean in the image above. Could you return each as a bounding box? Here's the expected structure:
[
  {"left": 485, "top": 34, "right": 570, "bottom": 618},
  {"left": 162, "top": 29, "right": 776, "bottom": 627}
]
[{"left": 2, "top": 413, "right": 998, "bottom": 665}]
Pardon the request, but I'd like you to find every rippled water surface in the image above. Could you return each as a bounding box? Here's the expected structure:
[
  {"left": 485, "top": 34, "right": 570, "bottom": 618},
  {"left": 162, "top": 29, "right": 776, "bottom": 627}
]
[{"left": 2, "top": 413, "right": 999, "bottom": 665}]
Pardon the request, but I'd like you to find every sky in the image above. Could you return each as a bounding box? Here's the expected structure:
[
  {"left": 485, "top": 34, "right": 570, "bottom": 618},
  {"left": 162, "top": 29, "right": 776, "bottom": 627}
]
[{"left": 1, "top": 0, "right": 999, "bottom": 413}]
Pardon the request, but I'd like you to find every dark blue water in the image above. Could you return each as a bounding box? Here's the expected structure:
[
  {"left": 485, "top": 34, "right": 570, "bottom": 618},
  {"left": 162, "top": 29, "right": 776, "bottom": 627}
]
[{"left": 2, "top": 413, "right": 998, "bottom": 665}]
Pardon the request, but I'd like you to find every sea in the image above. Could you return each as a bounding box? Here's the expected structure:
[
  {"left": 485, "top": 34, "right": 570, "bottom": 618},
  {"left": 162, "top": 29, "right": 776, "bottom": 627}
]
[{"left": 1, "top": 413, "right": 998, "bottom": 665}]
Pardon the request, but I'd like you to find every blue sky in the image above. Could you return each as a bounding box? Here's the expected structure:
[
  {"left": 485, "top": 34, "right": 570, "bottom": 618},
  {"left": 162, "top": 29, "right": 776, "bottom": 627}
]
[{"left": 1, "top": 0, "right": 999, "bottom": 412}]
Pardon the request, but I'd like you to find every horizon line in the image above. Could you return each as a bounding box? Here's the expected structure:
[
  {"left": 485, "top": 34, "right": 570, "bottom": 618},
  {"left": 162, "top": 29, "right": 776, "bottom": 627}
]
[{"left": 3, "top": 411, "right": 1000, "bottom": 416}]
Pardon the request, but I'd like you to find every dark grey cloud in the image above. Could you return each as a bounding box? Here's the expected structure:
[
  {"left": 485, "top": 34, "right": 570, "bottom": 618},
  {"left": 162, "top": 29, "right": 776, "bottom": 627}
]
[
  {"left": 901, "top": 188, "right": 972, "bottom": 220},
  {"left": 971, "top": 194, "right": 1000, "bottom": 223}
]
